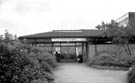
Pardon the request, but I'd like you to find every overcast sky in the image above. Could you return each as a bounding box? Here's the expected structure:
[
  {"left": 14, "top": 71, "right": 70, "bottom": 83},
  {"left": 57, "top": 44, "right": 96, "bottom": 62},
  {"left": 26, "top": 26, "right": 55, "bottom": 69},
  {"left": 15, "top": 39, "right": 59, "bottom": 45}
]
[{"left": 0, "top": 0, "right": 135, "bottom": 36}]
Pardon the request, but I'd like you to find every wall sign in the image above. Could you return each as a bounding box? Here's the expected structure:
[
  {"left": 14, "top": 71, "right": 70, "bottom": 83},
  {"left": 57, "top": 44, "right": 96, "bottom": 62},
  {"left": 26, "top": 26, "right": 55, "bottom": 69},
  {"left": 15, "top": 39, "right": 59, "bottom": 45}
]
[{"left": 51, "top": 38, "right": 86, "bottom": 42}]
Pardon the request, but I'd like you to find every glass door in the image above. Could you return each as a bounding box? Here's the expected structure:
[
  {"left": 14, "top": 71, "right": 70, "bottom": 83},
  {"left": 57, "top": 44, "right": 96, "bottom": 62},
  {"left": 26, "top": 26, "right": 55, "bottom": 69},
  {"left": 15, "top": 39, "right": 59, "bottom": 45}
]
[{"left": 61, "top": 46, "right": 76, "bottom": 59}]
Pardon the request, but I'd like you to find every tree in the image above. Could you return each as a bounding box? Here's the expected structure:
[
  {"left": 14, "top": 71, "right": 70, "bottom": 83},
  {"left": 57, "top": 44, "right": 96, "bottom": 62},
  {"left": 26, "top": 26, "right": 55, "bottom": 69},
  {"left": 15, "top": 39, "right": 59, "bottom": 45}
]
[
  {"left": 96, "top": 21, "right": 106, "bottom": 30},
  {"left": 0, "top": 35, "right": 3, "bottom": 40},
  {"left": 96, "top": 20, "right": 134, "bottom": 56},
  {"left": 4, "top": 30, "right": 13, "bottom": 40},
  {"left": 0, "top": 35, "right": 4, "bottom": 43},
  {"left": 3, "top": 30, "right": 13, "bottom": 43}
]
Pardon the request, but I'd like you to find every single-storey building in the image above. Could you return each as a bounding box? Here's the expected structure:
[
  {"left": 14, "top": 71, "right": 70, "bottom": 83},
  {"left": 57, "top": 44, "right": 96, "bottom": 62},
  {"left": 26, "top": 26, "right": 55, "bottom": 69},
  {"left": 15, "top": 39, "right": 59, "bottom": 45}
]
[
  {"left": 19, "top": 29, "right": 112, "bottom": 62},
  {"left": 19, "top": 12, "right": 135, "bottom": 62}
]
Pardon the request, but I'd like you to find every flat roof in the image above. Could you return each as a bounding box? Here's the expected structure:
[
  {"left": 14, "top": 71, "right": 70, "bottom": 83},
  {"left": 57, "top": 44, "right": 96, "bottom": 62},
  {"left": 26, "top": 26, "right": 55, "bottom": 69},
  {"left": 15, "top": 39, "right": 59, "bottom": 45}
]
[{"left": 19, "top": 29, "right": 105, "bottom": 39}]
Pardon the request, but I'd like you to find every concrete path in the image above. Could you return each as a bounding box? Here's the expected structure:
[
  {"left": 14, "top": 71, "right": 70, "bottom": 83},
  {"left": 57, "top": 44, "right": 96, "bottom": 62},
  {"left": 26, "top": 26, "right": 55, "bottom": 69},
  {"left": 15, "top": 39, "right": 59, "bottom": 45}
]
[{"left": 53, "top": 63, "right": 128, "bottom": 83}]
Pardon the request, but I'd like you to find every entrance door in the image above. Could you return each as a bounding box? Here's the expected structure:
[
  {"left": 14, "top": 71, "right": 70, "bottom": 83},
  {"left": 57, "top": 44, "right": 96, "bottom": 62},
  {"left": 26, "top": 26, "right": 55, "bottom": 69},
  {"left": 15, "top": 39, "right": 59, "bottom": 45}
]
[
  {"left": 53, "top": 43, "right": 84, "bottom": 62},
  {"left": 60, "top": 46, "right": 76, "bottom": 62}
]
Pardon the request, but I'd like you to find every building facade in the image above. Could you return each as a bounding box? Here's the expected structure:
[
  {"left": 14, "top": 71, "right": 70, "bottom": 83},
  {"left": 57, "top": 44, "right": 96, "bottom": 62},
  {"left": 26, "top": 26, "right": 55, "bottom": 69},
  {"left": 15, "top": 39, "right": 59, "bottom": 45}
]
[
  {"left": 19, "top": 30, "right": 111, "bottom": 62},
  {"left": 116, "top": 12, "right": 135, "bottom": 27},
  {"left": 19, "top": 12, "right": 135, "bottom": 62}
]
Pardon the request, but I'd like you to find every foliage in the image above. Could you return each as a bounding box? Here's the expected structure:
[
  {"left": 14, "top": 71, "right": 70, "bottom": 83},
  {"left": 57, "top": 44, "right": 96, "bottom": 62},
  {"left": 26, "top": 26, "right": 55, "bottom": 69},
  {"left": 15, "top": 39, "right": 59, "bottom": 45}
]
[
  {"left": 88, "top": 51, "right": 131, "bottom": 68},
  {"left": 96, "top": 20, "right": 135, "bottom": 56},
  {"left": 127, "top": 65, "right": 135, "bottom": 83},
  {"left": 32, "top": 79, "right": 48, "bottom": 83},
  {"left": 41, "top": 51, "right": 57, "bottom": 68},
  {"left": 0, "top": 41, "right": 56, "bottom": 83}
]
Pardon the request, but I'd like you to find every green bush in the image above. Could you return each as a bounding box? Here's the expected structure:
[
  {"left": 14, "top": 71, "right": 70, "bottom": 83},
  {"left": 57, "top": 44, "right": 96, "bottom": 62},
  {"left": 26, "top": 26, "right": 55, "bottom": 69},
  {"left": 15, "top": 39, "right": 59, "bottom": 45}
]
[
  {"left": 88, "top": 52, "right": 131, "bottom": 68},
  {"left": 32, "top": 79, "right": 48, "bottom": 83},
  {"left": 127, "top": 65, "right": 135, "bottom": 83},
  {"left": 0, "top": 43, "right": 32, "bottom": 83},
  {"left": 0, "top": 42, "right": 56, "bottom": 83},
  {"left": 41, "top": 62, "right": 52, "bottom": 73},
  {"left": 42, "top": 52, "right": 57, "bottom": 68}
]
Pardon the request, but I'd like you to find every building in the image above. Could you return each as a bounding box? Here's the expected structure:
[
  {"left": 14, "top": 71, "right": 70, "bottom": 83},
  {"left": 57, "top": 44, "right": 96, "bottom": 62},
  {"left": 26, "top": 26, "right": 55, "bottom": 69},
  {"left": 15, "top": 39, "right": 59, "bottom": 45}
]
[
  {"left": 19, "top": 29, "right": 112, "bottom": 62},
  {"left": 116, "top": 12, "right": 135, "bottom": 27},
  {"left": 19, "top": 12, "right": 135, "bottom": 62}
]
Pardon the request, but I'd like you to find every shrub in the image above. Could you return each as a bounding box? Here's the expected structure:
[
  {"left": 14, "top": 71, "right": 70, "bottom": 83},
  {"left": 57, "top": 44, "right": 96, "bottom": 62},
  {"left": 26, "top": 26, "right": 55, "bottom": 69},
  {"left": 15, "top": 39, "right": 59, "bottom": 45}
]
[
  {"left": 42, "top": 52, "right": 57, "bottom": 68},
  {"left": 88, "top": 51, "right": 131, "bottom": 68},
  {"left": 0, "top": 43, "right": 34, "bottom": 83},
  {"left": 32, "top": 79, "right": 48, "bottom": 83},
  {"left": 41, "top": 62, "right": 52, "bottom": 73},
  {"left": 127, "top": 65, "right": 135, "bottom": 83},
  {"left": 0, "top": 42, "right": 56, "bottom": 83}
]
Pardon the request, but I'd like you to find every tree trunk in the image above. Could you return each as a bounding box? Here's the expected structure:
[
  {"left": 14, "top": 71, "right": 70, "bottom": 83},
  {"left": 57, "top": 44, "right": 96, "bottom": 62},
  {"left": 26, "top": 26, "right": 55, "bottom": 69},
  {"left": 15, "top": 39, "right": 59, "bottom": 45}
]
[
  {"left": 123, "top": 44, "right": 132, "bottom": 56},
  {"left": 127, "top": 44, "right": 132, "bottom": 56}
]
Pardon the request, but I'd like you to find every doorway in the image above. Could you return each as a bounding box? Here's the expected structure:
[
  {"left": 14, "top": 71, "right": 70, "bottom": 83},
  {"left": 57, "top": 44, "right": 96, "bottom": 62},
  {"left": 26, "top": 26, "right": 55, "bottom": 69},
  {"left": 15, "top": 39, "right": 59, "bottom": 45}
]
[{"left": 54, "top": 43, "right": 84, "bottom": 62}]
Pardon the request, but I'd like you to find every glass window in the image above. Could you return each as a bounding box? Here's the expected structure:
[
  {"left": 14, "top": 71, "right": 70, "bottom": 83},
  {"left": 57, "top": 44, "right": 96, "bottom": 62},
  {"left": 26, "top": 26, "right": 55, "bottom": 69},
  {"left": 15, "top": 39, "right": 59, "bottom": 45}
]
[
  {"left": 44, "top": 43, "right": 52, "bottom": 47},
  {"left": 37, "top": 44, "right": 45, "bottom": 47}
]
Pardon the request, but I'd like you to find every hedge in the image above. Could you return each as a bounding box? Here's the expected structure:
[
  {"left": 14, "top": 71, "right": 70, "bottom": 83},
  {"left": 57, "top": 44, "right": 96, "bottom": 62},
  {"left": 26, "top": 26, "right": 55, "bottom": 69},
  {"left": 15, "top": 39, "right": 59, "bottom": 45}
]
[
  {"left": 0, "top": 42, "right": 57, "bottom": 83},
  {"left": 88, "top": 51, "right": 132, "bottom": 69}
]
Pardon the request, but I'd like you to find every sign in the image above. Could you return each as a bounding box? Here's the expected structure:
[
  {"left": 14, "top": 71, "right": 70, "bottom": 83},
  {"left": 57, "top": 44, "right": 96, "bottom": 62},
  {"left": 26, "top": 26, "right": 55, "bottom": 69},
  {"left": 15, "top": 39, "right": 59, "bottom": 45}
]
[{"left": 51, "top": 38, "right": 86, "bottom": 42}]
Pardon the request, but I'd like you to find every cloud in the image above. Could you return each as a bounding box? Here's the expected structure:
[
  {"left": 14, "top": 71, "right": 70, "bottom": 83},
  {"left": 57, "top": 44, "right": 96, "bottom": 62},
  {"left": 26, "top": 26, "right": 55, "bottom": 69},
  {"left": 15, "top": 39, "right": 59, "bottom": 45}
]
[
  {"left": 0, "top": 0, "right": 51, "bottom": 14},
  {"left": 0, "top": 0, "right": 7, "bottom": 4},
  {"left": 16, "top": 0, "right": 51, "bottom": 13},
  {"left": 0, "top": 0, "right": 135, "bottom": 36},
  {"left": 0, "top": 0, "right": 52, "bottom": 36},
  {"left": 0, "top": 0, "right": 117, "bottom": 36}
]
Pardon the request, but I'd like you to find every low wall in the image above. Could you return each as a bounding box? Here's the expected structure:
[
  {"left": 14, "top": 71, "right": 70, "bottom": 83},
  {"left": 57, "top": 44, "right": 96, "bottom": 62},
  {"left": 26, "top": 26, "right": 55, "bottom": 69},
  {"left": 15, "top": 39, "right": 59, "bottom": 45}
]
[
  {"left": 88, "top": 45, "right": 95, "bottom": 59},
  {"left": 97, "top": 45, "right": 117, "bottom": 53},
  {"left": 88, "top": 44, "right": 135, "bottom": 59}
]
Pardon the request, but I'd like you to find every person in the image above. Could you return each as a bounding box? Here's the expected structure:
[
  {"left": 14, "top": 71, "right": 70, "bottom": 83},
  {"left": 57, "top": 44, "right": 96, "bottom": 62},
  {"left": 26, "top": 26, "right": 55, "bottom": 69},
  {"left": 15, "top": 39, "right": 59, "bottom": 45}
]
[
  {"left": 55, "top": 51, "right": 61, "bottom": 62},
  {"left": 78, "top": 55, "right": 83, "bottom": 63}
]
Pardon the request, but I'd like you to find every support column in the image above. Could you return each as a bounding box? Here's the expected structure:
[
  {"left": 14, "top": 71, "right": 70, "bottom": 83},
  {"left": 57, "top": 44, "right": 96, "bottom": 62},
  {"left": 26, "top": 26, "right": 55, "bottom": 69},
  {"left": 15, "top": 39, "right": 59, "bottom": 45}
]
[
  {"left": 75, "top": 42, "right": 77, "bottom": 62},
  {"left": 60, "top": 42, "right": 61, "bottom": 54},
  {"left": 95, "top": 44, "right": 97, "bottom": 54},
  {"left": 86, "top": 42, "right": 89, "bottom": 62},
  {"left": 60, "top": 42, "right": 61, "bottom": 62},
  {"left": 95, "top": 39, "right": 97, "bottom": 55},
  {"left": 51, "top": 43, "right": 54, "bottom": 54},
  {"left": 82, "top": 43, "right": 84, "bottom": 61}
]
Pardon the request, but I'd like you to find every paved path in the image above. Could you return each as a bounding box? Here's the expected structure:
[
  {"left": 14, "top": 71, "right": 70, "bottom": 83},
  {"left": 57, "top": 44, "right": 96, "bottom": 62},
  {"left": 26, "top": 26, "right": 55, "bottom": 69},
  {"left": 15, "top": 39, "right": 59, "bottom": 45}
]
[{"left": 53, "top": 63, "right": 128, "bottom": 83}]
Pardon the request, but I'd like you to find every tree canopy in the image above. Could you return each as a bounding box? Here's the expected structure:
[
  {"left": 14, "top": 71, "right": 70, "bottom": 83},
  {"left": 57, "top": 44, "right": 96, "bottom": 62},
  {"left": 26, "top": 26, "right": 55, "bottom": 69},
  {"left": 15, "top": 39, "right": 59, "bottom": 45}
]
[
  {"left": 96, "top": 20, "right": 135, "bottom": 56},
  {"left": 96, "top": 20, "right": 134, "bottom": 44}
]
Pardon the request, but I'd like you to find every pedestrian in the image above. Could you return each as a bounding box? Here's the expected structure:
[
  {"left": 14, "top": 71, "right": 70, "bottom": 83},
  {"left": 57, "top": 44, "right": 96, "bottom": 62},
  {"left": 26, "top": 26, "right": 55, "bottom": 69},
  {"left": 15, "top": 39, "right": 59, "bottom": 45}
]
[
  {"left": 55, "top": 51, "right": 61, "bottom": 62},
  {"left": 78, "top": 55, "right": 83, "bottom": 63}
]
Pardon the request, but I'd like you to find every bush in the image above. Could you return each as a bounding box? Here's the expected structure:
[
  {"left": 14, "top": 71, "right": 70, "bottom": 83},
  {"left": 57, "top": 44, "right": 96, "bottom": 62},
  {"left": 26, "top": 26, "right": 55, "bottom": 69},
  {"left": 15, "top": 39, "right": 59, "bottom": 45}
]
[
  {"left": 32, "top": 79, "right": 48, "bottom": 83},
  {"left": 42, "top": 52, "right": 57, "bottom": 68},
  {"left": 88, "top": 51, "right": 131, "bottom": 68},
  {"left": 0, "top": 43, "right": 32, "bottom": 83},
  {"left": 0, "top": 42, "right": 56, "bottom": 83},
  {"left": 127, "top": 65, "right": 135, "bottom": 83},
  {"left": 41, "top": 62, "right": 52, "bottom": 73}
]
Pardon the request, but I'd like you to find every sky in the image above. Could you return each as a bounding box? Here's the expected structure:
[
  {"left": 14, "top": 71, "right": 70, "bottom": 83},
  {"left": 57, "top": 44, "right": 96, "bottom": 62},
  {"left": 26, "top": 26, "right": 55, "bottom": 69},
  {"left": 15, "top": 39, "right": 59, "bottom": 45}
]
[{"left": 0, "top": 0, "right": 135, "bottom": 36}]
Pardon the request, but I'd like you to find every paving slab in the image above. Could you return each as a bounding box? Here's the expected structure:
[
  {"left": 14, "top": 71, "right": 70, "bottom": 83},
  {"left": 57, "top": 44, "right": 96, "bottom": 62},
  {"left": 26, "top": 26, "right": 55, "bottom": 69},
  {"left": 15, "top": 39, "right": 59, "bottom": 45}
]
[{"left": 53, "top": 63, "right": 128, "bottom": 83}]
